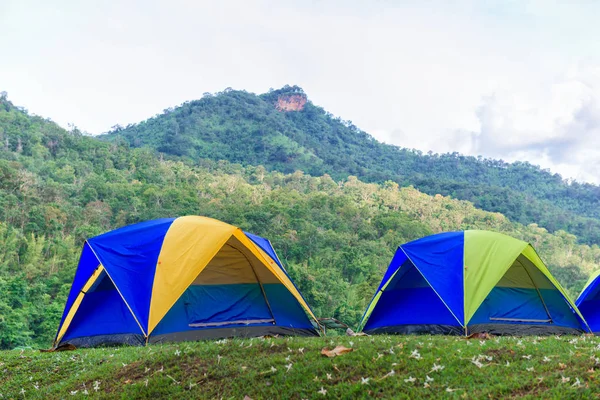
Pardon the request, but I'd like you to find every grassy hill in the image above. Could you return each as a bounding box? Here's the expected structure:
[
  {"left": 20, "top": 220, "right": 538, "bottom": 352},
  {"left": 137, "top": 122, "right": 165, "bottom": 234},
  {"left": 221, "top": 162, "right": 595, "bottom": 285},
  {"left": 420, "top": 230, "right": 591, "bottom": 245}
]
[
  {"left": 1, "top": 335, "right": 599, "bottom": 399},
  {"left": 102, "top": 86, "right": 600, "bottom": 245},
  {"left": 0, "top": 93, "right": 599, "bottom": 350}
]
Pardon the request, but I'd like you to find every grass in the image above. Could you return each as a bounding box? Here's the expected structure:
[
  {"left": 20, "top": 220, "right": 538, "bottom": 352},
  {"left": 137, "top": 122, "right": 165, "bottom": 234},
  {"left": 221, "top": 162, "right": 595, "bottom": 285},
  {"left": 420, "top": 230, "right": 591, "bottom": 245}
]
[{"left": 1, "top": 335, "right": 600, "bottom": 399}]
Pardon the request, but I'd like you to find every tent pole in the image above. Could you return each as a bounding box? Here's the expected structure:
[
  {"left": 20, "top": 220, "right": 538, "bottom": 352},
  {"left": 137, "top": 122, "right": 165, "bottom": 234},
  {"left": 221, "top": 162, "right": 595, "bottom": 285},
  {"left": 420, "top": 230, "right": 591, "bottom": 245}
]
[
  {"left": 233, "top": 244, "right": 277, "bottom": 324},
  {"left": 521, "top": 260, "right": 553, "bottom": 323}
]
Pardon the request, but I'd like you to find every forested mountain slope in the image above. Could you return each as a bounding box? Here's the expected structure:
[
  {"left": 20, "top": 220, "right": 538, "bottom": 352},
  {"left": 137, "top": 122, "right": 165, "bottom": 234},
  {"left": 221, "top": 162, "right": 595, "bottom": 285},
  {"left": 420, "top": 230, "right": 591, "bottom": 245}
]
[
  {"left": 0, "top": 94, "right": 599, "bottom": 349},
  {"left": 103, "top": 86, "right": 600, "bottom": 244}
]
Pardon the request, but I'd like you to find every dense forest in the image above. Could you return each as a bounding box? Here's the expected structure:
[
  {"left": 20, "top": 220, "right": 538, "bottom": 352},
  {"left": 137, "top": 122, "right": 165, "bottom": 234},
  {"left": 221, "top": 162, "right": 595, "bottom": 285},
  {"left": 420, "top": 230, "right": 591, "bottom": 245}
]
[
  {"left": 103, "top": 86, "right": 600, "bottom": 245},
  {"left": 1, "top": 93, "right": 599, "bottom": 350}
]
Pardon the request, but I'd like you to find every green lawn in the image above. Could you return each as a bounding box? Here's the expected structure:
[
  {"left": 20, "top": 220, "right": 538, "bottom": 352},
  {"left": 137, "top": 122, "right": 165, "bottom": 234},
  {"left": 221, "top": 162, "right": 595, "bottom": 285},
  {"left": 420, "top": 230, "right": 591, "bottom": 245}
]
[{"left": 1, "top": 335, "right": 599, "bottom": 399}]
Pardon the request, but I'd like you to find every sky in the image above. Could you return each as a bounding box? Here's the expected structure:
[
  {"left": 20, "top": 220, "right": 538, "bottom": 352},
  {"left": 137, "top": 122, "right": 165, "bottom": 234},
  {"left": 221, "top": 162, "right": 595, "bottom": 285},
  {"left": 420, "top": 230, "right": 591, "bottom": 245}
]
[{"left": 2, "top": 0, "right": 600, "bottom": 183}]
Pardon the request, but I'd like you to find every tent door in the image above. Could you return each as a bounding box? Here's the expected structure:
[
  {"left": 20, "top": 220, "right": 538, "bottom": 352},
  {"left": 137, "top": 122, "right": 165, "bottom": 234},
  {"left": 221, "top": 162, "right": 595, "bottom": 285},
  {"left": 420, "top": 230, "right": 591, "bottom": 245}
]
[{"left": 183, "top": 241, "right": 276, "bottom": 327}]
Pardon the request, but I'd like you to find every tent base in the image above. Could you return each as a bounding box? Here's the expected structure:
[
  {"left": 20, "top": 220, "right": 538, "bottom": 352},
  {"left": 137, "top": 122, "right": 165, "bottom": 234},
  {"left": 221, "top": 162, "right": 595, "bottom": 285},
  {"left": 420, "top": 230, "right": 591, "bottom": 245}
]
[
  {"left": 364, "top": 324, "right": 464, "bottom": 335},
  {"left": 59, "top": 326, "right": 318, "bottom": 348},
  {"left": 150, "top": 326, "right": 319, "bottom": 344},
  {"left": 364, "top": 323, "right": 583, "bottom": 336},
  {"left": 467, "top": 324, "right": 583, "bottom": 336},
  {"left": 59, "top": 333, "right": 146, "bottom": 348}
]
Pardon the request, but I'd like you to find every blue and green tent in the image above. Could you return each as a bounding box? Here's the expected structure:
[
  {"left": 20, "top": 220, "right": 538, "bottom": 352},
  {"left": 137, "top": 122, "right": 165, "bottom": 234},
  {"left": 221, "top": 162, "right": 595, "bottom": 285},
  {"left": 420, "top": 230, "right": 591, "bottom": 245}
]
[
  {"left": 54, "top": 216, "right": 319, "bottom": 348},
  {"left": 359, "top": 230, "right": 587, "bottom": 335},
  {"left": 575, "top": 271, "right": 600, "bottom": 334}
]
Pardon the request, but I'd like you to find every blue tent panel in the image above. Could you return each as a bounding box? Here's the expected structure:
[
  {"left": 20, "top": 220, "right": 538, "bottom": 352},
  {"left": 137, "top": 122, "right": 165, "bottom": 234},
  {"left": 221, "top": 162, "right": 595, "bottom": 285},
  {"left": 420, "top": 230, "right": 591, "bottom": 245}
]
[
  {"left": 57, "top": 242, "right": 101, "bottom": 334},
  {"left": 364, "top": 262, "right": 460, "bottom": 331},
  {"left": 62, "top": 281, "right": 142, "bottom": 341},
  {"left": 401, "top": 231, "right": 465, "bottom": 323},
  {"left": 245, "top": 232, "right": 285, "bottom": 270},
  {"left": 579, "top": 300, "right": 600, "bottom": 333},
  {"left": 87, "top": 218, "right": 175, "bottom": 333},
  {"left": 152, "top": 283, "right": 313, "bottom": 335},
  {"left": 470, "top": 288, "right": 581, "bottom": 330}
]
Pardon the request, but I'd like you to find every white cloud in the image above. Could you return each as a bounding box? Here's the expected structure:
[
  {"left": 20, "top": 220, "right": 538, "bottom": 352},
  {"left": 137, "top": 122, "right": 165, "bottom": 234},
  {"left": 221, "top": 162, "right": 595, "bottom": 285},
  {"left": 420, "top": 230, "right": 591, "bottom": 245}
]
[{"left": 1, "top": 0, "right": 599, "bottom": 182}]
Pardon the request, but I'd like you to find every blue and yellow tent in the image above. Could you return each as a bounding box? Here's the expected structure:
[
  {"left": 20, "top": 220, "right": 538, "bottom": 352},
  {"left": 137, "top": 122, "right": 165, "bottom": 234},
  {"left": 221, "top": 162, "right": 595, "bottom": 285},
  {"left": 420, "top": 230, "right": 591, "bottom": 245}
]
[
  {"left": 54, "top": 216, "right": 319, "bottom": 347},
  {"left": 359, "top": 230, "right": 587, "bottom": 335},
  {"left": 575, "top": 271, "right": 600, "bottom": 334}
]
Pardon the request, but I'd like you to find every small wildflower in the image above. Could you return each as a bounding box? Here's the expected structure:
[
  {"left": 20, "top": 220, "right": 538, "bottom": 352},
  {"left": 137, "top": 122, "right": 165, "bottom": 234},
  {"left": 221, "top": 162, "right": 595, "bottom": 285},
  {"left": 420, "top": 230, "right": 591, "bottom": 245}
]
[
  {"left": 526, "top": 367, "right": 534, "bottom": 372},
  {"left": 561, "top": 376, "right": 571, "bottom": 383},
  {"left": 361, "top": 377, "right": 370, "bottom": 385},
  {"left": 326, "top": 373, "right": 333, "bottom": 380},
  {"left": 522, "top": 355, "right": 532, "bottom": 360},
  {"left": 298, "top": 347, "right": 304, "bottom": 354},
  {"left": 430, "top": 363, "right": 445, "bottom": 372},
  {"left": 543, "top": 356, "right": 551, "bottom": 363},
  {"left": 70, "top": 390, "right": 78, "bottom": 395},
  {"left": 404, "top": 376, "right": 416, "bottom": 383},
  {"left": 270, "top": 366, "right": 277, "bottom": 373},
  {"left": 286, "top": 363, "right": 293, "bottom": 372},
  {"left": 426, "top": 375, "right": 434, "bottom": 382},
  {"left": 174, "top": 349, "right": 181, "bottom": 356},
  {"left": 313, "top": 376, "right": 320, "bottom": 382},
  {"left": 318, "top": 387, "right": 327, "bottom": 396},
  {"left": 572, "top": 377, "right": 582, "bottom": 388}
]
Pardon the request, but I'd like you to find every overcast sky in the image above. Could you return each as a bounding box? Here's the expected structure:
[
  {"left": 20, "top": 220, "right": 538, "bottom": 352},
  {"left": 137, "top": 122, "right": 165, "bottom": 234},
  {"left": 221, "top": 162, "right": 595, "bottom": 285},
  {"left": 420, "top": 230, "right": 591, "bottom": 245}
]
[{"left": 2, "top": 0, "right": 599, "bottom": 183}]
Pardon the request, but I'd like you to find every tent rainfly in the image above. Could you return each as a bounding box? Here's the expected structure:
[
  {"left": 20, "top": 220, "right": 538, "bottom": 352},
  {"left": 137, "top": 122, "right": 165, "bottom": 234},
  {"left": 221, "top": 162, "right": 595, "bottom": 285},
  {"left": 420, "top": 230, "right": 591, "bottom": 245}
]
[
  {"left": 54, "top": 216, "right": 319, "bottom": 348},
  {"left": 359, "top": 230, "right": 588, "bottom": 336},
  {"left": 576, "top": 271, "right": 600, "bottom": 334}
]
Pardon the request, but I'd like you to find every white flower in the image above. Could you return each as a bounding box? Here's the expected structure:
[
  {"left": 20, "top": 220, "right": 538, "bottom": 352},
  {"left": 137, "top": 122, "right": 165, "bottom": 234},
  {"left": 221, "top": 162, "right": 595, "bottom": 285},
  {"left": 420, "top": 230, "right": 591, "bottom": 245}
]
[
  {"left": 298, "top": 348, "right": 305, "bottom": 354},
  {"left": 505, "top": 361, "right": 510, "bottom": 367},
  {"left": 285, "top": 355, "right": 291, "bottom": 362},
  {"left": 561, "top": 376, "right": 571, "bottom": 383},
  {"left": 410, "top": 349, "right": 422, "bottom": 360},
  {"left": 572, "top": 377, "right": 581, "bottom": 387},
  {"left": 286, "top": 363, "right": 293, "bottom": 372},
  {"left": 174, "top": 349, "right": 181, "bottom": 356},
  {"left": 430, "top": 363, "right": 445, "bottom": 372},
  {"left": 522, "top": 355, "right": 532, "bottom": 360},
  {"left": 349, "top": 341, "right": 354, "bottom": 347},
  {"left": 404, "top": 376, "right": 416, "bottom": 383},
  {"left": 217, "top": 355, "right": 223, "bottom": 364},
  {"left": 543, "top": 356, "right": 551, "bottom": 363},
  {"left": 361, "top": 377, "right": 370, "bottom": 385},
  {"left": 270, "top": 366, "right": 277, "bottom": 373},
  {"left": 426, "top": 375, "right": 434, "bottom": 382},
  {"left": 318, "top": 387, "right": 327, "bottom": 396},
  {"left": 70, "top": 390, "right": 78, "bottom": 395},
  {"left": 526, "top": 367, "right": 534, "bottom": 372},
  {"left": 326, "top": 373, "right": 333, "bottom": 380}
]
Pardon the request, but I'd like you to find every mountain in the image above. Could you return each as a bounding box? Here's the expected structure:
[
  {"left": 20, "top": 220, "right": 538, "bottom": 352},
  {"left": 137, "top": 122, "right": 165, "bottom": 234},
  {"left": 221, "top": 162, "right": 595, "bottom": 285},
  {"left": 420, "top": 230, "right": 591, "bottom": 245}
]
[
  {"left": 0, "top": 92, "right": 598, "bottom": 349},
  {"left": 102, "top": 85, "right": 600, "bottom": 245}
]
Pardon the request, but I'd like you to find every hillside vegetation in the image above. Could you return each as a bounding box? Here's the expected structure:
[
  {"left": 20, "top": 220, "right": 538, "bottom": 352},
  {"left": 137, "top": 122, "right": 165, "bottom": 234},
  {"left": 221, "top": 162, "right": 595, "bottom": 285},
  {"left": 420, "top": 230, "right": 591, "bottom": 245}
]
[
  {"left": 0, "top": 94, "right": 598, "bottom": 350},
  {"left": 2, "top": 335, "right": 600, "bottom": 398},
  {"left": 103, "top": 86, "right": 600, "bottom": 245}
]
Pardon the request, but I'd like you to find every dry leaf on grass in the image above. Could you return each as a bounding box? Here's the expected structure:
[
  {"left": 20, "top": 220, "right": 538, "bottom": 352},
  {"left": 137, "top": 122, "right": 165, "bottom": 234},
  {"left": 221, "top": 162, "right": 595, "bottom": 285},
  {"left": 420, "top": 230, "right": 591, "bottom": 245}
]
[{"left": 321, "top": 346, "right": 353, "bottom": 358}]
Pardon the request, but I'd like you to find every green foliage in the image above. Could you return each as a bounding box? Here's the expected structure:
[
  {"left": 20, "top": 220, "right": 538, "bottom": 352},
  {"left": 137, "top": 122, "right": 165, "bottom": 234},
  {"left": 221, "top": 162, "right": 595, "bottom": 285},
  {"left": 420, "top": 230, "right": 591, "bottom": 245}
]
[
  {"left": 103, "top": 86, "right": 600, "bottom": 245},
  {"left": 0, "top": 94, "right": 600, "bottom": 350}
]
